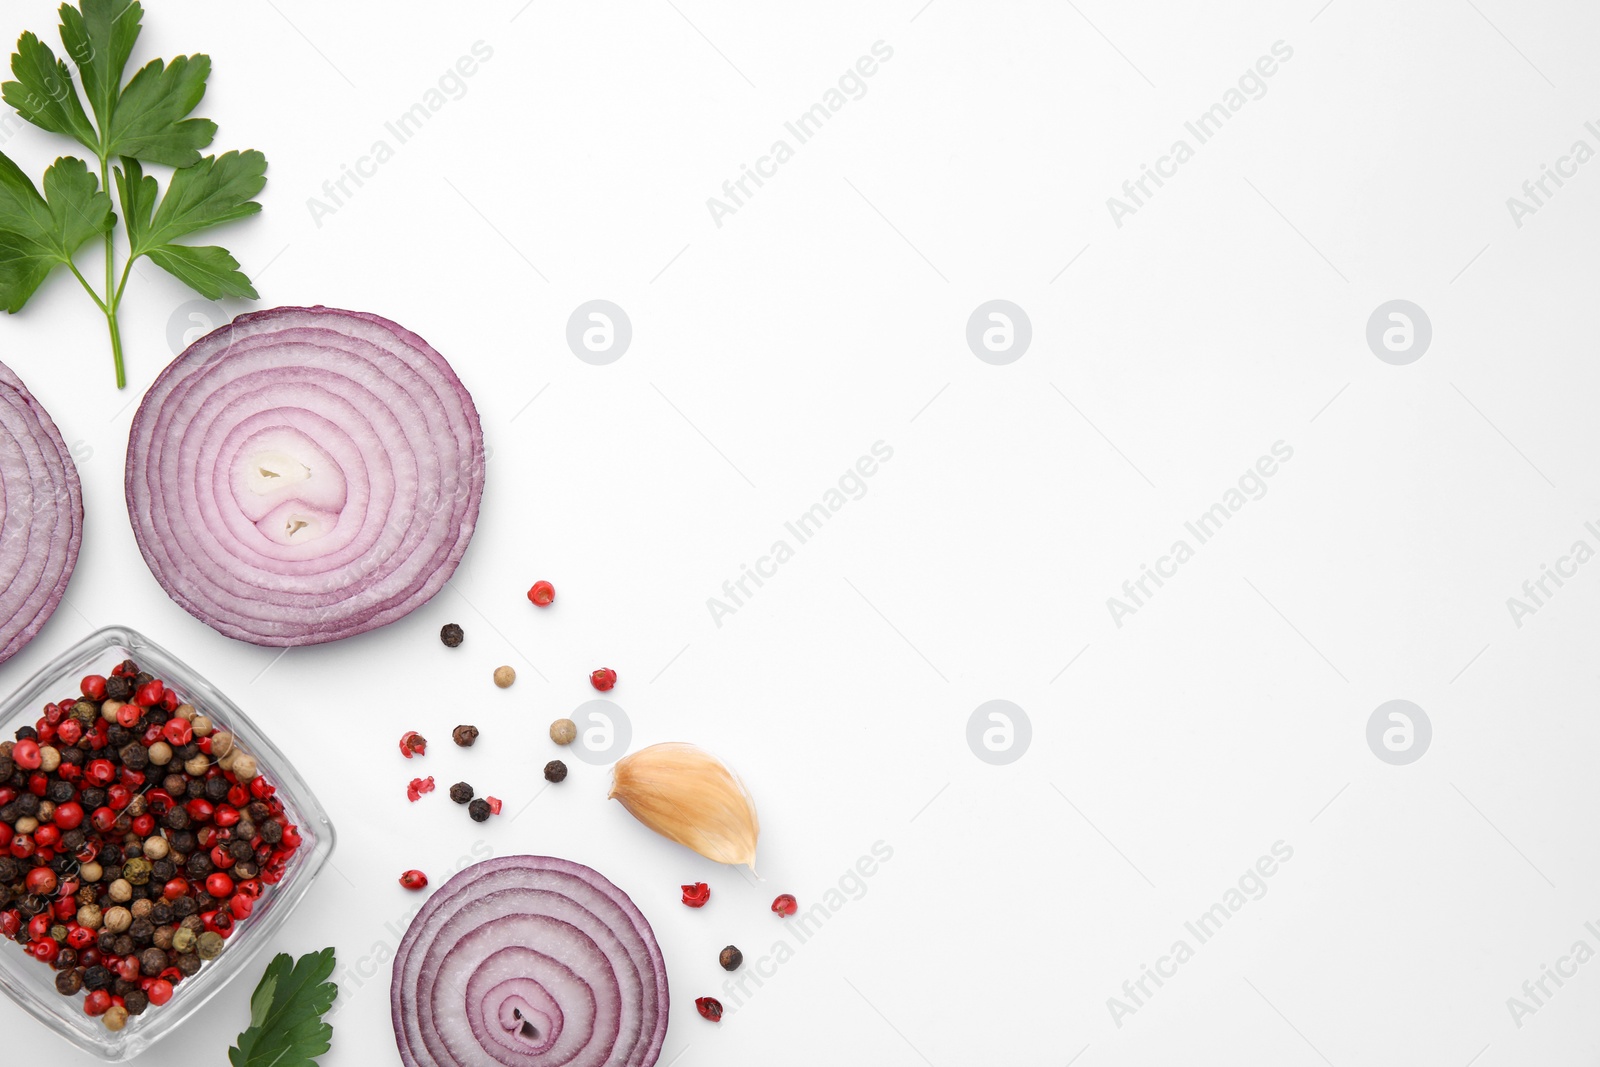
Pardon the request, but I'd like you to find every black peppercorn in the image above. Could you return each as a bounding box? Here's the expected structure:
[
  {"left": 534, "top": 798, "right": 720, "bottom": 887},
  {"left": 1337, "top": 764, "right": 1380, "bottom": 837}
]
[
  {"left": 112, "top": 934, "right": 134, "bottom": 956},
  {"left": 97, "top": 932, "right": 117, "bottom": 953},
  {"left": 105, "top": 675, "right": 133, "bottom": 701},
  {"left": 184, "top": 779, "right": 204, "bottom": 800},
  {"left": 259, "top": 820, "right": 283, "bottom": 844},
  {"left": 54, "top": 947, "right": 77, "bottom": 971},
  {"left": 16, "top": 793, "right": 39, "bottom": 816},
  {"left": 449, "top": 782, "right": 474, "bottom": 805},
  {"left": 163, "top": 774, "right": 186, "bottom": 796},
  {"left": 13, "top": 725, "right": 37, "bottom": 742},
  {"left": 468, "top": 798, "right": 491, "bottom": 822},
  {"left": 106, "top": 725, "right": 131, "bottom": 747},
  {"left": 82, "top": 965, "right": 111, "bottom": 991},
  {"left": 140, "top": 947, "right": 168, "bottom": 976},
  {"left": 0, "top": 801, "right": 19, "bottom": 823},
  {"left": 440, "top": 623, "right": 464, "bottom": 647},
  {"left": 80, "top": 787, "right": 107, "bottom": 810},
  {"left": 0, "top": 756, "right": 11, "bottom": 781},
  {"left": 230, "top": 839, "right": 253, "bottom": 862},
  {"left": 0, "top": 857, "right": 20, "bottom": 883},
  {"left": 719, "top": 945, "right": 743, "bottom": 971},
  {"left": 46, "top": 779, "right": 73, "bottom": 803},
  {"left": 130, "top": 918, "right": 155, "bottom": 945},
  {"left": 176, "top": 952, "right": 202, "bottom": 976},
  {"left": 133, "top": 671, "right": 154, "bottom": 687},
  {"left": 151, "top": 859, "right": 176, "bottom": 882},
  {"left": 205, "top": 776, "right": 229, "bottom": 801},
  {"left": 186, "top": 854, "right": 213, "bottom": 878},
  {"left": 544, "top": 760, "right": 567, "bottom": 783},
  {"left": 54, "top": 969, "right": 83, "bottom": 995},
  {"left": 123, "top": 989, "right": 149, "bottom": 1015},
  {"left": 452, "top": 724, "right": 479, "bottom": 747},
  {"left": 164, "top": 807, "right": 191, "bottom": 832},
  {"left": 173, "top": 896, "right": 197, "bottom": 918},
  {"left": 113, "top": 977, "right": 139, "bottom": 997},
  {"left": 118, "top": 743, "right": 148, "bottom": 770},
  {"left": 247, "top": 801, "right": 270, "bottom": 823},
  {"left": 171, "top": 831, "right": 196, "bottom": 856}
]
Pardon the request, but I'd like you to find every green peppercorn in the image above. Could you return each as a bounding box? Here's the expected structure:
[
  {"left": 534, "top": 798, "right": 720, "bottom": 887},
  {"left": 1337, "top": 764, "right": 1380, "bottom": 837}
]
[
  {"left": 449, "top": 782, "right": 474, "bottom": 804},
  {"left": 440, "top": 623, "right": 464, "bottom": 647},
  {"left": 196, "top": 931, "right": 224, "bottom": 960},
  {"left": 544, "top": 760, "right": 567, "bottom": 783},
  {"left": 719, "top": 945, "right": 743, "bottom": 971},
  {"left": 121, "top": 857, "right": 152, "bottom": 886},
  {"left": 171, "top": 926, "right": 197, "bottom": 954}
]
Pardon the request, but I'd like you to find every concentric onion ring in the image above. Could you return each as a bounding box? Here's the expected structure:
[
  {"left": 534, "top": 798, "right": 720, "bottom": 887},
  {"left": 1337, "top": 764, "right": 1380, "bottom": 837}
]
[
  {"left": 125, "top": 306, "right": 484, "bottom": 646},
  {"left": 392, "top": 856, "right": 669, "bottom": 1067},
  {"left": 0, "top": 359, "right": 83, "bottom": 666}
]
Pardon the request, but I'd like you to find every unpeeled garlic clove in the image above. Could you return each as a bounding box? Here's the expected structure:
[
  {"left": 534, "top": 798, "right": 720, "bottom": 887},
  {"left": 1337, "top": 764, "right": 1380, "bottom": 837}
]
[{"left": 609, "top": 742, "right": 760, "bottom": 870}]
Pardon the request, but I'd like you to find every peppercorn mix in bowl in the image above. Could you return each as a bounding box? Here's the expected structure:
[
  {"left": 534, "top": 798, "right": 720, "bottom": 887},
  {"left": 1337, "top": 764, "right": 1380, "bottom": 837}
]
[{"left": 0, "top": 626, "right": 336, "bottom": 1061}]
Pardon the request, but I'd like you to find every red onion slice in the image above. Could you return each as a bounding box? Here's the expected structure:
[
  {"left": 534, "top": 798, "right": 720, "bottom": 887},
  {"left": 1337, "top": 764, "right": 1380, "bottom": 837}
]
[
  {"left": 392, "top": 856, "right": 669, "bottom": 1067},
  {"left": 0, "top": 360, "right": 83, "bottom": 665},
  {"left": 125, "top": 306, "right": 484, "bottom": 646}
]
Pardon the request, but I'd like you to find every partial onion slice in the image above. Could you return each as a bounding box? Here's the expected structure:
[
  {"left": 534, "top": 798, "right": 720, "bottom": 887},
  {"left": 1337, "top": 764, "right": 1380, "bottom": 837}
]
[
  {"left": 125, "top": 306, "right": 485, "bottom": 646},
  {"left": 392, "top": 856, "right": 670, "bottom": 1067},
  {"left": 0, "top": 360, "right": 83, "bottom": 666}
]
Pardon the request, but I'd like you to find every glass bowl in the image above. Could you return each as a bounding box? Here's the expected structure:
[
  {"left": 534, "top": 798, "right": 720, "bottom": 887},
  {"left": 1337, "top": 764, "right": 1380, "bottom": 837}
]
[{"left": 0, "top": 626, "right": 336, "bottom": 1061}]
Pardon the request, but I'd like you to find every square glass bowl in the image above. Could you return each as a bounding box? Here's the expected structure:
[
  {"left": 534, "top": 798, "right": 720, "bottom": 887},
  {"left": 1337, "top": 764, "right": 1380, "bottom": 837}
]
[{"left": 0, "top": 626, "right": 336, "bottom": 1060}]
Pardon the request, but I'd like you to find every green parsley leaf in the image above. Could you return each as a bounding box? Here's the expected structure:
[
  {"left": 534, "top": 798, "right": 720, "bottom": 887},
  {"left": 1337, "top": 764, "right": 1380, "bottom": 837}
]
[
  {"left": 0, "top": 153, "right": 111, "bottom": 311},
  {"left": 227, "top": 948, "right": 338, "bottom": 1067},
  {"left": 106, "top": 54, "right": 216, "bottom": 167},
  {"left": 1, "top": 31, "right": 98, "bottom": 151},
  {"left": 117, "top": 151, "right": 264, "bottom": 297},
  {"left": 58, "top": 0, "right": 141, "bottom": 135}
]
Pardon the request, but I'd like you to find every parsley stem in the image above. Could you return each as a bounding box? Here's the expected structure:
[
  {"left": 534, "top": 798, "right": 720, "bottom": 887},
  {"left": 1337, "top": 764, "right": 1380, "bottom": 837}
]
[
  {"left": 98, "top": 156, "right": 125, "bottom": 389},
  {"left": 66, "top": 263, "right": 107, "bottom": 314}
]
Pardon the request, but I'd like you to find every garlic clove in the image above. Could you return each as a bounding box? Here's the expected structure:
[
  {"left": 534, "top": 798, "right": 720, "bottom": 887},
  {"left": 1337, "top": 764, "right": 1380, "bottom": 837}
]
[{"left": 609, "top": 742, "right": 760, "bottom": 870}]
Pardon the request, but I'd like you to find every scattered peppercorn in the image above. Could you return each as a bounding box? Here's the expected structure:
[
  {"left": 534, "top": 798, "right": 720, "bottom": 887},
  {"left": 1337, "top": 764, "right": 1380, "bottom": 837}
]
[
  {"left": 771, "top": 893, "right": 799, "bottom": 917},
  {"left": 681, "top": 882, "right": 711, "bottom": 908},
  {"left": 449, "top": 782, "right": 474, "bottom": 804},
  {"left": 468, "top": 798, "right": 492, "bottom": 823},
  {"left": 439, "top": 623, "right": 464, "bottom": 647},
  {"left": 452, "top": 724, "right": 479, "bottom": 747},
  {"left": 527, "top": 580, "right": 555, "bottom": 606},
  {"left": 544, "top": 760, "right": 568, "bottom": 783},
  {"left": 407, "top": 776, "right": 436, "bottom": 803},
  {"left": 399, "top": 730, "right": 427, "bottom": 758},
  {"left": 493, "top": 665, "right": 516, "bottom": 688},
  {"left": 399, "top": 870, "right": 429, "bottom": 891},
  {"left": 719, "top": 946, "right": 743, "bottom": 971},
  {"left": 549, "top": 718, "right": 577, "bottom": 745},
  {"left": 589, "top": 667, "right": 617, "bottom": 692},
  {"left": 695, "top": 996, "right": 724, "bottom": 1022}
]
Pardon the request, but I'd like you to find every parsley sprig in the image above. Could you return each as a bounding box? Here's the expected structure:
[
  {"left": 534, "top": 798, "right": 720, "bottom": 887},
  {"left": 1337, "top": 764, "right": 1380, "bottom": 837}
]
[
  {"left": 0, "top": 0, "right": 266, "bottom": 388},
  {"left": 228, "top": 948, "right": 339, "bottom": 1067}
]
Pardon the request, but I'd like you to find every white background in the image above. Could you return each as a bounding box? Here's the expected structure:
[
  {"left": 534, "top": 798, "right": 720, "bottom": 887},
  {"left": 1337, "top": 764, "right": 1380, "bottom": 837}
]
[{"left": 0, "top": 0, "right": 1598, "bottom": 1063}]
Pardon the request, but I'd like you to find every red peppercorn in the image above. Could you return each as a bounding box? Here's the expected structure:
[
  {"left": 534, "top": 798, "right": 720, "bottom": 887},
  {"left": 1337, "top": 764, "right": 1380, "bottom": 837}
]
[
  {"left": 681, "top": 882, "right": 711, "bottom": 908},
  {"left": 527, "top": 580, "right": 555, "bottom": 606},
  {"left": 117, "top": 956, "right": 141, "bottom": 982},
  {"left": 237, "top": 879, "right": 263, "bottom": 900},
  {"left": 30, "top": 939, "right": 59, "bottom": 965},
  {"left": 83, "top": 989, "right": 111, "bottom": 1016},
  {"left": 107, "top": 784, "right": 132, "bottom": 810},
  {"left": 771, "top": 893, "right": 798, "bottom": 917},
  {"left": 80, "top": 674, "right": 107, "bottom": 700},
  {"left": 589, "top": 667, "right": 617, "bottom": 692},
  {"left": 399, "top": 870, "right": 429, "bottom": 891},
  {"left": 89, "top": 806, "right": 115, "bottom": 833},
  {"left": 163, "top": 878, "right": 189, "bottom": 901},
  {"left": 281, "top": 826, "right": 302, "bottom": 850},
  {"left": 163, "top": 718, "right": 193, "bottom": 746},
  {"left": 85, "top": 759, "right": 114, "bottom": 786},
  {"left": 131, "top": 813, "right": 156, "bottom": 837},
  {"left": 162, "top": 690, "right": 180, "bottom": 711},
  {"left": 210, "top": 844, "right": 235, "bottom": 870},
  {"left": 399, "top": 730, "right": 427, "bottom": 759},
  {"left": 67, "top": 926, "right": 94, "bottom": 949},
  {"left": 228, "top": 785, "right": 249, "bottom": 807},
  {"left": 145, "top": 789, "right": 173, "bottom": 816},
  {"left": 146, "top": 979, "right": 173, "bottom": 1007},
  {"left": 215, "top": 806, "right": 240, "bottom": 829},
  {"left": 52, "top": 801, "right": 83, "bottom": 829},
  {"left": 695, "top": 997, "right": 724, "bottom": 1022},
  {"left": 54, "top": 719, "right": 81, "bottom": 746},
  {"left": 26, "top": 773, "right": 47, "bottom": 797},
  {"left": 10, "top": 835, "right": 35, "bottom": 859},
  {"left": 486, "top": 796, "right": 503, "bottom": 816},
  {"left": 27, "top": 914, "right": 49, "bottom": 940},
  {"left": 206, "top": 872, "right": 235, "bottom": 898},
  {"left": 0, "top": 824, "right": 10, "bottom": 850},
  {"left": 185, "top": 798, "right": 214, "bottom": 823},
  {"left": 24, "top": 867, "right": 57, "bottom": 895},
  {"left": 115, "top": 702, "right": 141, "bottom": 728},
  {"left": 12, "top": 739, "right": 40, "bottom": 770},
  {"left": 33, "top": 824, "right": 59, "bottom": 849},
  {"left": 406, "top": 776, "right": 435, "bottom": 803},
  {"left": 0, "top": 911, "right": 17, "bottom": 937},
  {"left": 230, "top": 893, "right": 254, "bottom": 921},
  {"left": 52, "top": 897, "right": 74, "bottom": 920},
  {"left": 134, "top": 680, "right": 164, "bottom": 707}
]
